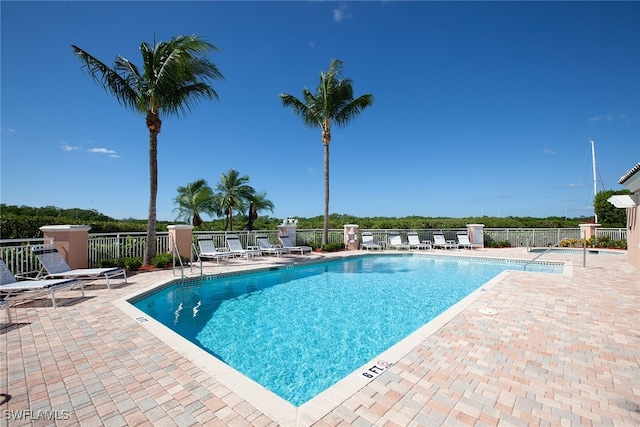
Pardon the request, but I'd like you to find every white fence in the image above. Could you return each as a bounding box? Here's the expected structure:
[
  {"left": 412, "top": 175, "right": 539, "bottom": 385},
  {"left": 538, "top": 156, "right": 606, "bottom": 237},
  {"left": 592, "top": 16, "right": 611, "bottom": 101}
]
[{"left": 0, "top": 228, "right": 627, "bottom": 275}]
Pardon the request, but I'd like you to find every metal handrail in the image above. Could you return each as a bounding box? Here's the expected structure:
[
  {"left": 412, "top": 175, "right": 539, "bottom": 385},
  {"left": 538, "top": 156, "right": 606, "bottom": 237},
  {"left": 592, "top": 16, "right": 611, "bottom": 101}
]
[
  {"left": 171, "top": 243, "right": 185, "bottom": 282},
  {"left": 524, "top": 240, "right": 563, "bottom": 271},
  {"left": 191, "top": 242, "right": 204, "bottom": 281}
]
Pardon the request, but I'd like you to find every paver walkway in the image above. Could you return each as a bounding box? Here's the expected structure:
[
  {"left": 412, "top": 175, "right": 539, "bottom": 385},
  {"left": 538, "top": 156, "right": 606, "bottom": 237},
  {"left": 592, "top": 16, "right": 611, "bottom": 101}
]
[{"left": 1, "top": 248, "right": 638, "bottom": 426}]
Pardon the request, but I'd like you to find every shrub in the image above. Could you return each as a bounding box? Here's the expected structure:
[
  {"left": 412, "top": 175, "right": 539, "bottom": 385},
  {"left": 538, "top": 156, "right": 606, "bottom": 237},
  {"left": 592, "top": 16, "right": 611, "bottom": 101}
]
[
  {"left": 123, "top": 257, "right": 143, "bottom": 271},
  {"left": 98, "top": 258, "right": 123, "bottom": 268},
  {"left": 99, "top": 257, "right": 142, "bottom": 271},
  {"left": 321, "top": 242, "right": 344, "bottom": 252},
  {"left": 151, "top": 253, "right": 174, "bottom": 268}
]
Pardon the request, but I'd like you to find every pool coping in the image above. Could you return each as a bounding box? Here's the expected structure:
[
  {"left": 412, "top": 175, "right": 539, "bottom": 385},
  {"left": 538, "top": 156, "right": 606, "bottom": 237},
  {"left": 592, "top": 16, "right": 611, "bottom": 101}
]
[{"left": 114, "top": 252, "right": 571, "bottom": 425}]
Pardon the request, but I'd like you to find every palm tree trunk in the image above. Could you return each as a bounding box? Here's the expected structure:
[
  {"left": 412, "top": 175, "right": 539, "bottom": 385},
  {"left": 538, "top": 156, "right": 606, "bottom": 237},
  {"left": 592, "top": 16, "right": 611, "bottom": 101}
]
[
  {"left": 144, "top": 112, "right": 161, "bottom": 265},
  {"left": 323, "top": 141, "right": 330, "bottom": 245}
]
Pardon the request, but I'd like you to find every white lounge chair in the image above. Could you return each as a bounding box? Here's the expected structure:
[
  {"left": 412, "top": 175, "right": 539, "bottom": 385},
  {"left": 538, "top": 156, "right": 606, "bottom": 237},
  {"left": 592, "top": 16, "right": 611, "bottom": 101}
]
[
  {"left": 31, "top": 244, "right": 127, "bottom": 289},
  {"left": 457, "top": 232, "right": 473, "bottom": 249},
  {"left": 1, "top": 257, "right": 84, "bottom": 308},
  {"left": 197, "top": 238, "right": 235, "bottom": 264},
  {"left": 278, "top": 234, "right": 312, "bottom": 254},
  {"left": 407, "top": 232, "right": 431, "bottom": 250},
  {"left": 433, "top": 233, "right": 458, "bottom": 250},
  {"left": 225, "top": 235, "right": 262, "bottom": 259},
  {"left": 388, "top": 233, "right": 410, "bottom": 250},
  {"left": 256, "top": 236, "right": 289, "bottom": 257},
  {"left": 360, "top": 232, "right": 382, "bottom": 250}
]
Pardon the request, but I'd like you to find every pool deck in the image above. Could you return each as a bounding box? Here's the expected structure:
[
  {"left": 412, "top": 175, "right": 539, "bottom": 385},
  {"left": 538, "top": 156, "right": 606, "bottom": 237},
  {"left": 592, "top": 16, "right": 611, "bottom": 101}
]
[{"left": 1, "top": 247, "right": 639, "bottom": 426}]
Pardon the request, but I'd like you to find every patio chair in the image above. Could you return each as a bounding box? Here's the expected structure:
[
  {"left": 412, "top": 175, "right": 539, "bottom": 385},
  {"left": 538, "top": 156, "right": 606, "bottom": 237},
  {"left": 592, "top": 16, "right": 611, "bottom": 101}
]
[
  {"left": 433, "top": 232, "right": 458, "bottom": 250},
  {"left": 1, "top": 257, "right": 84, "bottom": 308},
  {"left": 225, "top": 235, "right": 262, "bottom": 259},
  {"left": 388, "top": 233, "right": 410, "bottom": 250},
  {"left": 360, "top": 232, "right": 382, "bottom": 250},
  {"left": 256, "top": 235, "right": 290, "bottom": 257},
  {"left": 197, "top": 238, "right": 235, "bottom": 264},
  {"left": 407, "top": 232, "right": 431, "bottom": 250},
  {"left": 31, "top": 244, "right": 127, "bottom": 289},
  {"left": 457, "top": 232, "right": 473, "bottom": 249},
  {"left": 277, "top": 234, "right": 312, "bottom": 254}
]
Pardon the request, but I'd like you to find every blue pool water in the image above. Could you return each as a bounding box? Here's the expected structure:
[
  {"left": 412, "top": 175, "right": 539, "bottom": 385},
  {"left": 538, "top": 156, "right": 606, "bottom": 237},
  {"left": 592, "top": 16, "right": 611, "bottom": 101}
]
[{"left": 132, "top": 255, "right": 560, "bottom": 406}]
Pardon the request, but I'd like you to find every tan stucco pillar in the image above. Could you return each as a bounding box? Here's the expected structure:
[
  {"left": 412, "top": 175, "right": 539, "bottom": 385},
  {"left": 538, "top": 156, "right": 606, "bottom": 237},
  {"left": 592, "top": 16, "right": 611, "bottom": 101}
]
[
  {"left": 579, "top": 223, "right": 601, "bottom": 241},
  {"left": 344, "top": 224, "right": 359, "bottom": 250},
  {"left": 277, "top": 219, "right": 298, "bottom": 243},
  {"left": 167, "top": 225, "right": 194, "bottom": 260},
  {"left": 40, "top": 225, "right": 91, "bottom": 269},
  {"left": 467, "top": 224, "right": 485, "bottom": 249}
]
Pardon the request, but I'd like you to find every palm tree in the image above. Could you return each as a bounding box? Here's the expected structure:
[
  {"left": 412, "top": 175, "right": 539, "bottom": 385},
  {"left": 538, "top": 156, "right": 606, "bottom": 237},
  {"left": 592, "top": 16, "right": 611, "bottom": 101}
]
[
  {"left": 173, "top": 179, "right": 217, "bottom": 226},
  {"left": 280, "top": 59, "right": 373, "bottom": 244},
  {"left": 215, "top": 169, "right": 256, "bottom": 231},
  {"left": 72, "top": 35, "right": 224, "bottom": 264},
  {"left": 250, "top": 191, "right": 275, "bottom": 216}
]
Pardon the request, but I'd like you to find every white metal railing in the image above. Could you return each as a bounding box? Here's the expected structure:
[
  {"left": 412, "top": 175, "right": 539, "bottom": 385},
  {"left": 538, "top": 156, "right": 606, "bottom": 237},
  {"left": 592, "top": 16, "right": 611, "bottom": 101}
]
[
  {"left": 0, "top": 237, "right": 54, "bottom": 277},
  {"left": 87, "top": 232, "right": 170, "bottom": 267},
  {"left": 596, "top": 228, "right": 627, "bottom": 241},
  {"left": 0, "top": 228, "right": 628, "bottom": 277}
]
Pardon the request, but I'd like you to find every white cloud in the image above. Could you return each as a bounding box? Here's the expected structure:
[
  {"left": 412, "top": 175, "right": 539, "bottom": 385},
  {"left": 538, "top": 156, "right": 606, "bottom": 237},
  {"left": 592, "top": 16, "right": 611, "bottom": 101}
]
[
  {"left": 566, "top": 183, "right": 584, "bottom": 188},
  {"left": 588, "top": 114, "right": 614, "bottom": 123},
  {"left": 62, "top": 144, "right": 80, "bottom": 151},
  {"left": 543, "top": 148, "right": 555, "bottom": 155},
  {"left": 333, "top": 4, "right": 351, "bottom": 23},
  {"left": 88, "top": 147, "right": 118, "bottom": 155}
]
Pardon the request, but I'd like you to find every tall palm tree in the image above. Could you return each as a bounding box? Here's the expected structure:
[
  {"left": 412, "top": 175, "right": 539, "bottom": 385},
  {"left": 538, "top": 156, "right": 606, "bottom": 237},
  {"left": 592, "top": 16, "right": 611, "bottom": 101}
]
[
  {"left": 280, "top": 59, "right": 373, "bottom": 244},
  {"left": 72, "top": 35, "right": 224, "bottom": 264},
  {"left": 215, "top": 169, "right": 256, "bottom": 231},
  {"left": 173, "top": 179, "right": 217, "bottom": 226}
]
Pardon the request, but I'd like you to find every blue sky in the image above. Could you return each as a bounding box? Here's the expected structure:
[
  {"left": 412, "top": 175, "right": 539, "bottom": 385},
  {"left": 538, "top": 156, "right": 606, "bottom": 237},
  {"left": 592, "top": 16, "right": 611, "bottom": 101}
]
[{"left": 2, "top": 1, "right": 639, "bottom": 222}]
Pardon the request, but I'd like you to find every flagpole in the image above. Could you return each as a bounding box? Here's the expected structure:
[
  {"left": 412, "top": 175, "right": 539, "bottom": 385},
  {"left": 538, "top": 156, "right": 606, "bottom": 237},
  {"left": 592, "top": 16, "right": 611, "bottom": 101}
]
[{"left": 590, "top": 139, "right": 598, "bottom": 223}]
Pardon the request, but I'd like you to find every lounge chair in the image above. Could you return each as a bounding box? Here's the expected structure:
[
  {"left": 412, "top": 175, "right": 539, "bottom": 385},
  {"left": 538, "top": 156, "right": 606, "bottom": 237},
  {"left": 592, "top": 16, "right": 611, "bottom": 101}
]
[
  {"left": 457, "top": 232, "right": 473, "bottom": 249},
  {"left": 407, "top": 232, "right": 431, "bottom": 250},
  {"left": 388, "top": 233, "right": 410, "bottom": 250},
  {"left": 197, "top": 238, "right": 235, "bottom": 264},
  {"left": 31, "top": 244, "right": 127, "bottom": 289},
  {"left": 256, "top": 235, "right": 290, "bottom": 257},
  {"left": 1, "top": 257, "right": 84, "bottom": 308},
  {"left": 225, "top": 235, "right": 262, "bottom": 259},
  {"left": 277, "top": 234, "right": 312, "bottom": 254},
  {"left": 360, "top": 232, "right": 382, "bottom": 250},
  {"left": 433, "top": 232, "right": 458, "bottom": 250}
]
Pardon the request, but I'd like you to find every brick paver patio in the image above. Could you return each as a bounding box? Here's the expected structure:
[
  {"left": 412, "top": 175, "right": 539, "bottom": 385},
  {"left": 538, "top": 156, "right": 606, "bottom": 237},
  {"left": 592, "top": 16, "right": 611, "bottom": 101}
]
[{"left": 1, "top": 248, "right": 639, "bottom": 426}]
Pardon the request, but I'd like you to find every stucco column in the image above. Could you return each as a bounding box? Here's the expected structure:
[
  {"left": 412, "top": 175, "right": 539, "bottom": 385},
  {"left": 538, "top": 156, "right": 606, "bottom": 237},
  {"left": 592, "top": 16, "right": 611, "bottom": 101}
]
[
  {"left": 167, "top": 225, "right": 194, "bottom": 260},
  {"left": 467, "top": 224, "right": 485, "bottom": 249},
  {"left": 40, "top": 225, "right": 91, "bottom": 269},
  {"left": 277, "top": 219, "right": 298, "bottom": 244},
  {"left": 344, "top": 224, "right": 359, "bottom": 251},
  {"left": 579, "top": 223, "right": 601, "bottom": 241}
]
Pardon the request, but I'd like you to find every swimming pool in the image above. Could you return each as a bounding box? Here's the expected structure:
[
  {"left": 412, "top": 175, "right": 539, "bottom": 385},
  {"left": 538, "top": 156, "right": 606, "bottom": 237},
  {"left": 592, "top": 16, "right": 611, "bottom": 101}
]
[{"left": 131, "top": 254, "right": 561, "bottom": 406}]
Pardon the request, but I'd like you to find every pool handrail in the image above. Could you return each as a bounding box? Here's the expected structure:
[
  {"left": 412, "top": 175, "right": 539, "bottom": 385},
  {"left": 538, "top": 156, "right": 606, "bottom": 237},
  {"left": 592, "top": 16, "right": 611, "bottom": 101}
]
[{"left": 524, "top": 240, "right": 564, "bottom": 270}]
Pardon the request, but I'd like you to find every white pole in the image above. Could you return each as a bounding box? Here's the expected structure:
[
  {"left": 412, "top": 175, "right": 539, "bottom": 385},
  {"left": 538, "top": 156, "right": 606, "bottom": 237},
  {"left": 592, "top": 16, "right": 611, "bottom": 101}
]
[{"left": 590, "top": 139, "right": 598, "bottom": 223}]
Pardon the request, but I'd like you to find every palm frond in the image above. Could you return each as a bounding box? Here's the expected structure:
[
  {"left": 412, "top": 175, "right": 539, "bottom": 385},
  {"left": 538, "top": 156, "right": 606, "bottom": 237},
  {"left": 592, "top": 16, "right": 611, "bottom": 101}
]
[{"left": 71, "top": 45, "right": 139, "bottom": 111}]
